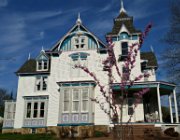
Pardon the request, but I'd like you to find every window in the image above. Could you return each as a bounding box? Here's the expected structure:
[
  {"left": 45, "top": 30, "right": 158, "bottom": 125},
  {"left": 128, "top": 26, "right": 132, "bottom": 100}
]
[
  {"left": 62, "top": 88, "right": 90, "bottom": 113},
  {"left": 120, "top": 42, "right": 128, "bottom": 61},
  {"left": 74, "top": 36, "right": 86, "bottom": 50},
  {"left": 72, "top": 89, "right": 80, "bottom": 112},
  {"left": 82, "top": 88, "right": 89, "bottom": 112},
  {"left": 25, "top": 97, "right": 48, "bottom": 119},
  {"left": 36, "top": 54, "right": 49, "bottom": 71},
  {"left": 63, "top": 89, "right": 70, "bottom": 112},
  {"left": 37, "top": 60, "right": 48, "bottom": 71},
  {"left": 128, "top": 98, "right": 134, "bottom": 115},
  {"left": 26, "top": 102, "right": 31, "bottom": 118},
  {"left": 33, "top": 102, "right": 38, "bottom": 118},
  {"left": 40, "top": 102, "right": 45, "bottom": 118},
  {"left": 36, "top": 76, "right": 48, "bottom": 91},
  {"left": 5, "top": 102, "right": 16, "bottom": 120},
  {"left": 122, "top": 66, "right": 129, "bottom": 81}
]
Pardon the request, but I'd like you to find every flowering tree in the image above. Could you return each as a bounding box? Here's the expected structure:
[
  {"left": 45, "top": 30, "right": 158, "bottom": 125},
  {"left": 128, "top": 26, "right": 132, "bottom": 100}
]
[{"left": 75, "top": 24, "right": 152, "bottom": 139}]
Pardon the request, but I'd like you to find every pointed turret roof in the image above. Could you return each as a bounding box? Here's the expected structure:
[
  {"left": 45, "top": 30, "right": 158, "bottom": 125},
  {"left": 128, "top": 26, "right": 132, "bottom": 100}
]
[{"left": 107, "top": 0, "right": 141, "bottom": 36}]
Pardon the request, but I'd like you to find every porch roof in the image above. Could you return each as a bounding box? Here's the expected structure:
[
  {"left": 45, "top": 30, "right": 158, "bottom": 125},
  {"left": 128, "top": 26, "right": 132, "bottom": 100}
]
[{"left": 112, "top": 81, "right": 176, "bottom": 93}]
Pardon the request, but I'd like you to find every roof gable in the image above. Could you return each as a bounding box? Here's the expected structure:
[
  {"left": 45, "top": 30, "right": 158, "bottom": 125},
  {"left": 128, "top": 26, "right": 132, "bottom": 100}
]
[{"left": 51, "top": 23, "right": 106, "bottom": 52}]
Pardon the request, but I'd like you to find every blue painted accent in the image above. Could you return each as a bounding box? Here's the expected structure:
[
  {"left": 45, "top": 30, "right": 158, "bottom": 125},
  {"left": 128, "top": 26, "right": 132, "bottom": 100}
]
[
  {"left": 112, "top": 84, "right": 157, "bottom": 90},
  {"left": 69, "top": 52, "right": 90, "bottom": 60},
  {"left": 22, "top": 126, "right": 47, "bottom": 128},
  {"left": 88, "top": 35, "right": 97, "bottom": 49},
  {"left": 61, "top": 82, "right": 96, "bottom": 87},
  {"left": 132, "top": 35, "right": 138, "bottom": 40},
  {"left": 57, "top": 123, "right": 94, "bottom": 126},
  {"left": 113, "top": 83, "right": 175, "bottom": 91},
  {"left": 119, "top": 32, "right": 130, "bottom": 40},
  {"left": 60, "top": 35, "right": 73, "bottom": 51},
  {"left": 112, "top": 37, "right": 117, "bottom": 42},
  {"left": 160, "top": 84, "right": 174, "bottom": 90}
]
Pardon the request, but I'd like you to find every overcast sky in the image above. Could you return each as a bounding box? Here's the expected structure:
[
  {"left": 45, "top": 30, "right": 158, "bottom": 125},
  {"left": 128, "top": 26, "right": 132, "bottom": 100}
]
[{"left": 0, "top": 0, "right": 172, "bottom": 94}]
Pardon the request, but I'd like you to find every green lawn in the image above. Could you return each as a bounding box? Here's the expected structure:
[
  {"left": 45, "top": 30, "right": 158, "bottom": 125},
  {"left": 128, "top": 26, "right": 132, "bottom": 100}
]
[{"left": 0, "top": 134, "right": 57, "bottom": 140}]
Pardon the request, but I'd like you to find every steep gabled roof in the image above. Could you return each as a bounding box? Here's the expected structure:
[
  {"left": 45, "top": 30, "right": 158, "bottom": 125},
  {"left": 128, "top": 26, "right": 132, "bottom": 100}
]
[
  {"left": 107, "top": 11, "right": 141, "bottom": 36},
  {"left": 51, "top": 23, "right": 107, "bottom": 52},
  {"left": 141, "top": 52, "right": 158, "bottom": 68}
]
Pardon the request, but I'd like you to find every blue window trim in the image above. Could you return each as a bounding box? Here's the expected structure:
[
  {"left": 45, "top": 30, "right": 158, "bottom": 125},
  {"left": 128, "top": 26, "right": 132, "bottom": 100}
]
[
  {"left": 57, "top": 123, "right": 94, "bottom": 126},
  {"left": 22, "top": 126, "right": 47, "bottom": 128}
]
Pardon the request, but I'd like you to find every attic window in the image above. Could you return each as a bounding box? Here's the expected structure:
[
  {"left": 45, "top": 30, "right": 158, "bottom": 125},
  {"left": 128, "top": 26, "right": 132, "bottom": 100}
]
[
  {"left": 74, "top": 36, "right": 86, "bottom": 50},
  {"left": 36, "top": 54, "right": 49, "bottom": 71}
]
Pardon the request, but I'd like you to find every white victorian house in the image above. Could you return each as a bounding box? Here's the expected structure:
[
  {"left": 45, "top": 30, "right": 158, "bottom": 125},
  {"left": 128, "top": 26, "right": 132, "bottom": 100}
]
[{"left": 2, "top": 1, "right": 179, "bottom": 135}]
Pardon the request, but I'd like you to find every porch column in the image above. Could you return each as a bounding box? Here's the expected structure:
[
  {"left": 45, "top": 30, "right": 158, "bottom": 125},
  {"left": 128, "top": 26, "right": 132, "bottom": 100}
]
[
  {"left": 168, "top": 94, "right": 173, "bottom": 123},
  {"left": 157, "top": 84, "right": 163, "bottom": 123},
  {"left": 173, "top": 88, "right": 179, "bottom": 123}
]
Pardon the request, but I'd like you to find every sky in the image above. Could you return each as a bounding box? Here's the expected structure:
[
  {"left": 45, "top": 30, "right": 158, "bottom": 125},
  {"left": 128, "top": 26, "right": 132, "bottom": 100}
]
[{"left": 0, "top": 0, "right": 172, "bottom": 95}]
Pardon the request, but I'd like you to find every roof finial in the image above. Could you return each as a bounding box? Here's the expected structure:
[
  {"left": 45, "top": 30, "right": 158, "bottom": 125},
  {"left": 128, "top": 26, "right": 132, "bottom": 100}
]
[
  {"left": 41, "top": 46, "right": 45, "bottom": 52},
  {"left": 120, "top": 0, "right": 126, "bottom": 13},
  {"left": 76, "top": 13, "right": 82, "bottom": 25},
  {"left": 28, "top": 53, "right": 31, "bottom": 60},
  {"left": 150, "top": 45, "right": 154, "bottom": 52}
]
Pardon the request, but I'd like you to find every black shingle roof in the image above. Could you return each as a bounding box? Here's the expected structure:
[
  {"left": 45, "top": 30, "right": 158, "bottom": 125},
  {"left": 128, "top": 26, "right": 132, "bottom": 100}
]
[
  {"left": 16, "top": 59, "right": 50, "bottom": 75},
  {"left": 107, "top": 12, "right": 141, "bottom": 36},
  {"left": 141, "top": 52, "right": 158, "bottom": 68}
]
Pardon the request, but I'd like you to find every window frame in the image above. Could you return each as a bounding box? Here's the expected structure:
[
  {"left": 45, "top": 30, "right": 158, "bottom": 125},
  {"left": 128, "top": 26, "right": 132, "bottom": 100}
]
[
  {"left": 73, "top": 36, "right": 87, "bottom": 50},
  {"left": 5, "top": 102, "right": 16, "bottom": 120},
  {"left": 120, "top": 42, "right": 128, "bottom": 61},
  {"left": 72, "top": 89, "right": 80, "bottom": 112},
  {"left": 63, "top": 89, "right": 70, "bottom": 113},
  {"left": 24, "top": 97, "right": 48, "bottom": 120},
  {"left": 35, "top": 76, "right": 48, "bottom": 92},
  {"left": 81, "top": 88, "right": 89, "bottom": 112}
]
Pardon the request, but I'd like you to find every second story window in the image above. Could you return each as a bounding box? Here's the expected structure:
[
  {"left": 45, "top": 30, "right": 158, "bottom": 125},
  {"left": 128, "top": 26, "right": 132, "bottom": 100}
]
[
  {"left": 122, "top": 66, "right": 129, "bottom": 81},
  {"left": 120, "top": 42, "right": 128, "bottom": 61},
  {"left": 36, "top": 76, "right": 48, "bottom": 91}
]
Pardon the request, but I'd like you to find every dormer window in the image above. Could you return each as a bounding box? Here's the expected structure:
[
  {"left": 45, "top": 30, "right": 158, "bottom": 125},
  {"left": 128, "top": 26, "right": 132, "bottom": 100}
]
[
  {"left": 36, "top": 53, "right": 49, "bottom": 71},
  {"left": 73, "top": 36, "right": 87, "bottom": 50}
]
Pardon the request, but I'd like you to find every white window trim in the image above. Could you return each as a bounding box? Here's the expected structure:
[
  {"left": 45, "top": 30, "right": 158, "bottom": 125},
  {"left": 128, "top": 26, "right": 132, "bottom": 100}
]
[
  {"left": 72, "top": 89, "right": 80, "bottom": 113},
  {"left": 73, "top": 36, "right": 87, "bottom": 50},
  {"left": 5, "top": 102, "right": 16, "bottom": 120},
  {"left": 24, "top": 99, "right": 48, "bottom": 120},
  {"left": 36, "top": 60, "right": 49, "bottom": 71},
  {"left": 35, "top": 76, "right": 48, "bottom": 92},
  {"left": 81, "top": 88, "right": 89, "bottom": 112},
  {"left": 62, "top": 89, "right": 70, "bottom": 113}
]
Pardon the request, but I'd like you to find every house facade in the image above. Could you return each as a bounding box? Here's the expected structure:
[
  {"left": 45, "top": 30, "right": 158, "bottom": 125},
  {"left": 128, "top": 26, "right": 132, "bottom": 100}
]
[{"left": 3, "top": 1, "right": 179, "bottom": 134}]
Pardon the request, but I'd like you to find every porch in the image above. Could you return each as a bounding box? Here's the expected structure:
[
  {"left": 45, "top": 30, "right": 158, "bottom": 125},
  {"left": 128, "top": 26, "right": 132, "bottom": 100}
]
[{"left": 112, "top": 81, "right": 179, "bottom": 124}]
